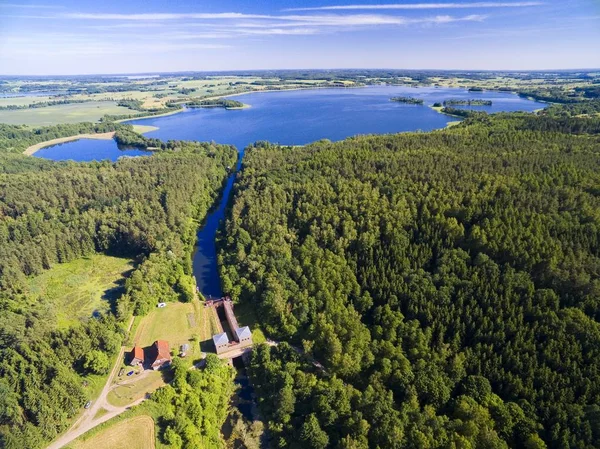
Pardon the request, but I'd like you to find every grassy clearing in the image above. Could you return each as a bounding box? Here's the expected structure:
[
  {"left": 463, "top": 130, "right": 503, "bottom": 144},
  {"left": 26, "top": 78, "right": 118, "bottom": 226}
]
[
  {"left": 0, "top": 101, "right": 132, "bottom": 126},
  {"left": 107, "top": 371, "right": 165, "bottom": 408},
  {"left": 26, "top": 254, "right": 134, "bottom": 329},
  {"left": 133, "top": 299, "right": 207, "bottom": 357},
  {"left": 69, "top": 415, "right": 155, "bottom": 449}
]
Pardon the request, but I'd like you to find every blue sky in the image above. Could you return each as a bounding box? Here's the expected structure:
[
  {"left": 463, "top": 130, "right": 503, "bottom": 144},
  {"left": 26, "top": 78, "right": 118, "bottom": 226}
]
[{"left": 1, "top": 0, "right": 599, "bottom": 75}]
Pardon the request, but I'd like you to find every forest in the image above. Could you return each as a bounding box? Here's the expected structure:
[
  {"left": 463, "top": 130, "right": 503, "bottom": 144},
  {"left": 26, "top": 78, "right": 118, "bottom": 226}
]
[
  {"left": 186, "top": 98, "right": 247, "bottom": 109},
  {"left": 0, "top": 124, "right": 237, "bottom": 448},
  {"left": 443, "top": 99, "right": 493, "bottom": 106},
  {"left": 219, "top": 111, "right": 600, "bottom": 449},
  {"left": 390, "top": 97, "right": 424, "bottom": 105}
]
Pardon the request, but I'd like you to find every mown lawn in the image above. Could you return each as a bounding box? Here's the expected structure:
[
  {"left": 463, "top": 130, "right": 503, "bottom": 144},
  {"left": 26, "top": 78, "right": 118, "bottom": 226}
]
[
  {"left": 26, "top": 254, "right": 134, "bottom": 329},
  {"left": 133, "top": 299, "right": 207, "bottom": 358}
]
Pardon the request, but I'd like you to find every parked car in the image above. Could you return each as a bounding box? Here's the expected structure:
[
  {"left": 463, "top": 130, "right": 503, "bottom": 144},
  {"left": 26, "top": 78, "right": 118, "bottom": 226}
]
[
  {"left": 127, "top": 370, "right": 134, "bottom": 376},
  {"left": 157, "top": 302, "right": 167, "bottom": 308},
  {"left": 84, "top": 401, "right": 92, "bottom": 409},
  {"left": 118, "top": 368, "right": 124, "bottom": 377}
]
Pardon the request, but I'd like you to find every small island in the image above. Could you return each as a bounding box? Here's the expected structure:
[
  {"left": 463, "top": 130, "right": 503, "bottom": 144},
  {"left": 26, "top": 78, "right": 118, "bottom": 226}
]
[
  {"left": 185, "top": 98, "right": 249, "bottom": 109},
  {"left": 390, "top": 96, "right": 424, "bottom": 105},
  {"left": 443, "top": 99, "right": 493, "bottom": 106}
]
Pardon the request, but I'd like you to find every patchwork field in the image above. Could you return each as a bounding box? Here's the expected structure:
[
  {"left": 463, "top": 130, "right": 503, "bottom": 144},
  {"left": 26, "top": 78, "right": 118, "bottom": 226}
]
[
  {"left": 0, "top": 101, "right": 133, "bottom": 125},
  {"left": 26, "top": 254, "right": 134, "bottom": 328},
  {"left": 70, "top": 415, "right": 155, "bottom": 449}
]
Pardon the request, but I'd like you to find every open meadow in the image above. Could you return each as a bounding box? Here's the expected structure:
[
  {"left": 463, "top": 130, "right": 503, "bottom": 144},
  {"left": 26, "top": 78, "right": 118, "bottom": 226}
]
[
  {"left": 26, "top": 254, "right": 134, "bottom": 329},
  {"left": 0, "top": 101, "right": 133, "bottom": 125}
]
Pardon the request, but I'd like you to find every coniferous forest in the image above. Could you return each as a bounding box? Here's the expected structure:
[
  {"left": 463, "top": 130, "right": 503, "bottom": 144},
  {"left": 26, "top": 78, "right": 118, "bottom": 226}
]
[
  {"left": 0, "top": 126, "right": 237, "bottom": 447},
  {"left": 219, "top": 112, "right": 600, "bottom": 449},
  {"left": 1, "top": 100, "right": 600, "bottom": 449}
]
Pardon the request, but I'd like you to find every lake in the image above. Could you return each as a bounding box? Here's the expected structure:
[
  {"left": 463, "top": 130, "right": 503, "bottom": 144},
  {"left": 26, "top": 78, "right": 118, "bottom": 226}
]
[
  {"left": 33, "top": 138, "right": 152, "bottom": 162},
  {"left": 31, "top": 86, "right": 545, "bottom": 296}
]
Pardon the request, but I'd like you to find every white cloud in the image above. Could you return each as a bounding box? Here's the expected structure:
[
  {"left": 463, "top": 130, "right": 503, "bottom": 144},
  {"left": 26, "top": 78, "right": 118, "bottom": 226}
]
[
  {"left": 56, "top": 11, "right": 487, "bottom": 28},
  {"left": 285, "top": 2, "right": 543, "bottom": 11}
]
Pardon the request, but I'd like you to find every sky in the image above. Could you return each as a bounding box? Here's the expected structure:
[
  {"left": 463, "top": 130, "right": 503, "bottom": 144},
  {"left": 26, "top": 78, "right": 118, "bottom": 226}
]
[{"left": 0, "top": 0, "right": 599, "bottom": 75}]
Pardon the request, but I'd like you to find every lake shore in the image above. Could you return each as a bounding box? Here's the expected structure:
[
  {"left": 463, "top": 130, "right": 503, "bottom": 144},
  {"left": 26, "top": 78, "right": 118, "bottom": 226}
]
[
  {"left": 23, "top": 125, "right": 158, "bottom": 156},
  {"left": 23, "top": 132, "right": 116, "bottom": 156},
  {"left": 117, "top": 107, "right": 184, "bottom": 123}
]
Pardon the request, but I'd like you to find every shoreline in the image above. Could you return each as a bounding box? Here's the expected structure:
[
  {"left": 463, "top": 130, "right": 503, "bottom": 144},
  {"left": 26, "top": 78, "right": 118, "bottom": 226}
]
[
  {"left": 23, "top": 132, "right": 115, "bottom": 156},
  {"left": 117, "top": 107, "right": 184, "bottom": 123}
]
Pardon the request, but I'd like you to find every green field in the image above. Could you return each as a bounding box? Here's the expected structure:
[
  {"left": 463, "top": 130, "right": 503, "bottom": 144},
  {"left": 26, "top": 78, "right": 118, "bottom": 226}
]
[
  {"left": 0, "top": 101, "right": 133, "bottom": 125},
  {"left": 70, "top": 415, "right": 155, "bottom": 449},
  {"left": 133, "top": 299, "right": 208, "bottom": 358},
  {"left": 26, "top": 254, "right": 134, "bottom": 328}
]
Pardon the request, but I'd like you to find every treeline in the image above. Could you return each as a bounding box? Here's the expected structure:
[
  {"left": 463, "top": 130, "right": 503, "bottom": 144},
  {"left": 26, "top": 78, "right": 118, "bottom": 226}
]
[
  {"left": 518, "top": 88, "right": 582, "bottom": 103},
  {"left": 186, "top": 98, "right": 246, "bottom": 109},
  {"left": 220, "top": 112, "right": 600, "bottom": 448},
  {"left": 443, "top": 99, "right": 492, "bottom": 106},
  {"left": 0, "top": 98, "right": 91, "bottom": 110},
  {"left": 0, "top": 127, "right": 237, "bottom": 447},
  {"left": 541, "top": 99, "right": 600, "bottom": 118},
  {"left": 440, "top": 106, "right": 486, "bottom": 118},
  {"left": 390, "top": 97, "right": 424, "bottom": 105},
  {"left": 100, "top": 102, "right": 182, "bottom": 122},
  {"left": 117, "top": 98, "right": 145, "bottom": 110}
]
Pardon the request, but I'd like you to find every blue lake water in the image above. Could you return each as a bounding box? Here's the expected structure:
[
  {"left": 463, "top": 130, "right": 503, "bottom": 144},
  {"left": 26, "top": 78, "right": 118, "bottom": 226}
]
[
  {"left": 33, "top": 139, "right": 152, "bottom": 162},
  {"left": 32, "top": 86, "right": 545, "bottom": 296}
]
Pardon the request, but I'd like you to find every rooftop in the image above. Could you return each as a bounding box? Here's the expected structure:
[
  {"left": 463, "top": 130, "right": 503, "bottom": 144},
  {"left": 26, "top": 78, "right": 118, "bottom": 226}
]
[
  {"left": 213, "top": 332, "right": 229, "bottom": 346},
  {"left": 153, "top": 340, "right": 171, "bottom": 361},
  {"left": 235, "top": 326, "right": 252, "bottom": 340}
]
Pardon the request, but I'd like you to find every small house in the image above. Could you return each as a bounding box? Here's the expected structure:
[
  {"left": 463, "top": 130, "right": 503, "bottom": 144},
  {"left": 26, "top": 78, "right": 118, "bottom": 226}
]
[
  {"left": 130, "top": 346, "right": 144, "bottom": 367},
  {"left": 150, "top": 340, "right": 171, "bottom": 370}
]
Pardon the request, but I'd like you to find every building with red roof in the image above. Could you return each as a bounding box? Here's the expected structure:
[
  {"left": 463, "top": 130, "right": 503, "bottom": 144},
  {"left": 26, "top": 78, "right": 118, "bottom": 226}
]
[
  {"left": 150, "top": 340, "right": 171, "bottom": 370},
  {"left": 130, "top": 346, "right": 144, "bottom": 367}
]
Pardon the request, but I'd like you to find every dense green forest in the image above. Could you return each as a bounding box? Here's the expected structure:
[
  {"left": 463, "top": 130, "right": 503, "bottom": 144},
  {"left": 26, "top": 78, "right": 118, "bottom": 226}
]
[
  {"left": 220, "top": 112, "right": 600, "bottom": 448},
  {"left": 0, "top": 124, "right": 236, "bottom": 448},
  {"left": 443, "top": 99, "right": 492, "bottom": 106},
  {"left": 152, "top": 355, "right": 234, "bottom": 448}
]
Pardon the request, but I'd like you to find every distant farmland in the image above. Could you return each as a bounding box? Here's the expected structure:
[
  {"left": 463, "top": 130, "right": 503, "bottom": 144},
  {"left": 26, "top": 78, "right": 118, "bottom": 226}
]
[{"left": 0, "top": 101, "right": 132, "bottom": 126}]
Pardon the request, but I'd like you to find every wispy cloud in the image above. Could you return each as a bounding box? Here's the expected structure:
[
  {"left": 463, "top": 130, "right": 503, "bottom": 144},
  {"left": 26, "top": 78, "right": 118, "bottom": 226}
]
[
  {"left": 56, "top": 11, "right": 487, "bottom": 27},
  {"left": 284, "top": 2, "right": 543, "bottom": 11}
]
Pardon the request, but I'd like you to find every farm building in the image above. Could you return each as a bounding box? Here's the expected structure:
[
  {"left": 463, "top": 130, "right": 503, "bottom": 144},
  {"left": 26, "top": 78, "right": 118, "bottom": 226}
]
[
  {"left": 149, "top": 340, "right": 171, "bottom": 370},
  {"left": 130, "top": 346, "right": 144, "bottom": 366}
]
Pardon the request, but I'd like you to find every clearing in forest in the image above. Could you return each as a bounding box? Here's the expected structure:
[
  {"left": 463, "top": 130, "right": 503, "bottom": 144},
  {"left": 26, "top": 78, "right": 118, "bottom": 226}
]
[
  {"left": 133, "top": 299, "right": 211, "bottom": 358},
  {"left": 26, "top": 254, "right": 134, "bottom": 329}
]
